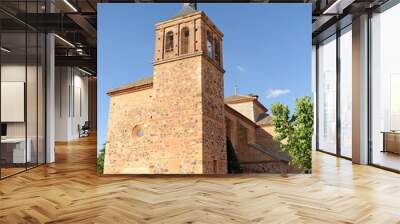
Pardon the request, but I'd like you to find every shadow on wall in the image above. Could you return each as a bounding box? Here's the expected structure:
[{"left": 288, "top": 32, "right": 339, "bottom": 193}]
[
  {"left": 248, "top": 127, "right": 300, "bottom": 174},
  {"left": 227, "top": 138, "right": 243, "bottom": 173},
  {"left": 227, "top": 125, "right": 300, "bottom": 174}
]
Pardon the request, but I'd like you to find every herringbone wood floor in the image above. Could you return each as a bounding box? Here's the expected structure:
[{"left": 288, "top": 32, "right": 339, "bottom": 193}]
[{"left": 0, "top": 135, "right": 400, "bottom": 224}]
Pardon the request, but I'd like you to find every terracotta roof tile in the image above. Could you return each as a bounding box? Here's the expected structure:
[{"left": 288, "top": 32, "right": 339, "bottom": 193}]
[
  {"left": 224, "top": 94, "right": 268, "bottom": 113},
  {"left": 224, "top": 95, "right": 255, "bottom": 103},
  {"left": 256, "top": 113, "right": 274, "bottom": 126},
  {"left": 107, "top": 76, "right": 153, "bottom": 95}
]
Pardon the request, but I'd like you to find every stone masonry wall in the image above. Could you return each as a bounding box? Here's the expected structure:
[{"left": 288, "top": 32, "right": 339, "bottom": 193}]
[
  {"left": 224, "top": 109, "right": 300, "bottom": 173},
  {"left": 256, "top": 125, "right": 281, "bottom": 153},
  {"left": 152, "top": 56, "right": 204, "bottom": 174},
  {"left": 105, "top": 11, "right": 227, "bottom": 174},
  {"left": 104, "top": 88, "right": 153, "bottom": 174},
  {"left": 201, "top": 58, "right": 227, "bottom": 174},
  {"left": 225, "top": 110, "right": 273, "bottom": 163},
  {"left": 241, "top": 162, "right": 298, "bottom": 173}
]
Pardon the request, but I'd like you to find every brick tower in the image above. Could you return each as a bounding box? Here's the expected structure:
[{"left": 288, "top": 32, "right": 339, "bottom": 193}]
[
  {"left": 151, "top": 4, "right": 227, "bottom": 174},
  {"left": 103, "top": 4, "right": 227, "bottom": 174}
]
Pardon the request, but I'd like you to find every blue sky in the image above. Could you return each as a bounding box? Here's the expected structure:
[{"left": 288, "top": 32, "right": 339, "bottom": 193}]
[{"left": 98, "top": 3, "right": 312, "bottom": 150}]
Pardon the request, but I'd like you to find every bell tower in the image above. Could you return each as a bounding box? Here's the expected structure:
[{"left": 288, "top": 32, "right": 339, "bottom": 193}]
[
  {"left": 151, "top": 4, "right": 227, "bottom": 174},
  {"left": 153, "top": 3, "right": 223, "bottom": 67}
]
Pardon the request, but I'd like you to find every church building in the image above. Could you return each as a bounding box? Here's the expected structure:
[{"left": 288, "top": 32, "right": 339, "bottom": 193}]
[{"left": 104, "top": 4, "right": 296, "bottom": 174}]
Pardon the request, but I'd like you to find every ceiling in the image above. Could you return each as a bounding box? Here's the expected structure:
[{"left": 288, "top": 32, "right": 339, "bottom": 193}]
[
  {"left": 310, "top": 0, "right": 391, "bottom": 43},
  {"left": 0, "top": 0, "right": 396, "bottom": 75},
  {"left": 0, "top": 0, "right": 98, "bottom": 75}
]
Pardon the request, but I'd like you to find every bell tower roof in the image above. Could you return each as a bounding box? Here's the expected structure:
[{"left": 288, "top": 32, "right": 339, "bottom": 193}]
[
  {"left": 169, "top": 3, "right": 198, "bottom": 20},
  {"left": 178, "top": 3, "right": 197, "bottom": 15}
]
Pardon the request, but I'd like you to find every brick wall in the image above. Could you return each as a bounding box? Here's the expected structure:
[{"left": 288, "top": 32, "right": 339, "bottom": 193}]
[
  {"left": 104, "top": 88, "right": 154, "bottom": 174},
  {"left": 105, "top": 11, "right": 227, "bottom": 174},
  {"left": 151, "top": 56, "right": 204, "bottom": 174},
  {"left": 225, "top": 110, "right": 272, "bottom": 163},
  {"left": 201, "top": 58, "right": 226, "bottom": 174},
  {"left": 256, "top": 125, "right": 281, "bottom": 152}
]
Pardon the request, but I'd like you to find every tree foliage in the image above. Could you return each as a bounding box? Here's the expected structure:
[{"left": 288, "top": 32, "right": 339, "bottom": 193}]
[
  {"left": 97, "top": 144, "right": 106, "bottom": 174},
  {"left": 271, "top": 96, "right": 313, "bottom": 173}
]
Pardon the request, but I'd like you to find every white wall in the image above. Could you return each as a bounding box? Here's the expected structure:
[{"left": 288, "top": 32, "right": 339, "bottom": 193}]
[
  {"left": 1, "top": 63, "right": 46, "bottom": 164},
  {"left": 1, "top": 65, "right": 26, "bottom": 131},
  {"left": 55, "top": 67, "right": 89, "bottom": 141},
  {"left": 1, "top": 65, "right": 39, "bottom": 138}
]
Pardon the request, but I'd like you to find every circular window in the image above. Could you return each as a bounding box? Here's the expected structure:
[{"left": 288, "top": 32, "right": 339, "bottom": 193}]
[
  {"left": 136, "top": 129, "right": 144, "bottom": 137},
  {"left": 131, "top": 124, "right": 144, "bottom": 140}
]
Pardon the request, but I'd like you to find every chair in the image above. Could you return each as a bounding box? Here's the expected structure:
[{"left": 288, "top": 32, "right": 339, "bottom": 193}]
[{"left": 79, "top": 121, "right": 90, "bottom": 138}]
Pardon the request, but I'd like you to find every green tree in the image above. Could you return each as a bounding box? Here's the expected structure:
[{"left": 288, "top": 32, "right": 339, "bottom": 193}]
[
  {"left": 271, "top": 96, "right": 313, "bottom": 173},
  {"left": 97, "top": 143, "right": 106, "bottom": 174}
]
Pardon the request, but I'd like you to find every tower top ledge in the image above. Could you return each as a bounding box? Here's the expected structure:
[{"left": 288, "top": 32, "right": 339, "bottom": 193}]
[{"left": 155, "top": 11, "right": 223, "bottom": 38}]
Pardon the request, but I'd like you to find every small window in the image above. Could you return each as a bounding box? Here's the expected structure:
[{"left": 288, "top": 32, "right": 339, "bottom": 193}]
[
  {"left": 165, "top": 31, "right": 174, "bottom": 52},
  {"left": 214, "top": 38, "right": 221, "bottom": 65},
  {"left": 181, "top": 27, "right": 189, "bottom": 55},
  {"left": 207, "top": 31, "right": 213, "bottom": 59}
]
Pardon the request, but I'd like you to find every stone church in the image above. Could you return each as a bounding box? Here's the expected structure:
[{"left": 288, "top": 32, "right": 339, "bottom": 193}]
[{"left": 104, "top": 4, "right": 296, "bottom": 174}]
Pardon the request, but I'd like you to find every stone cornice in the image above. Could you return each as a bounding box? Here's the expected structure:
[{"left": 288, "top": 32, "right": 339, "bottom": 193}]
[
  {"left": 155, "top": 11, "right": 223, "bottom": 38},
  {"left": 153, "top": 52, "right": 225, "bottom": 74},
  {"left": 226, "top": 98, "right": 268, "bottom": 113},
  {"left": 107, "top": 83, "right": 153, "bottom": 97}
]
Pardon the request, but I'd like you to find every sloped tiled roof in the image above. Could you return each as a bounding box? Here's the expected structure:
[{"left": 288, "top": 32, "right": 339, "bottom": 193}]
[
  {"left": 174, "top": 3, "right": 198, "bottom": 18},
  {"left": 224, "top": 104, "right": 258, "bottom": 128},
  {"left": 107, "top": 76, "right": 153, "bottom": 95},
  {"left": 107, "top": 80, "right": 270, "bottom": 124},
  {"left": 162, "top": 3, "right": 198, "bottom": 22},
  {"left": 224, "top": 94, "right": 268, "bottom": 113},
  {"left": 256, "top": 113, "right": 274, "bottom": 126},
  {"left": 224, "top": 95, "right": 255, "bottom": 104}
]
